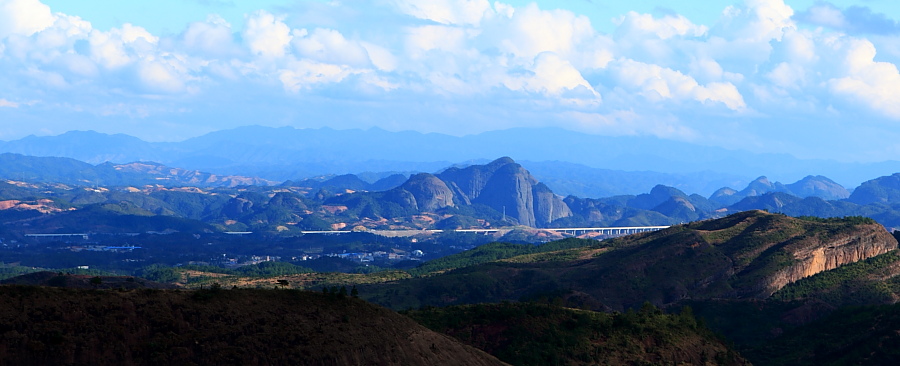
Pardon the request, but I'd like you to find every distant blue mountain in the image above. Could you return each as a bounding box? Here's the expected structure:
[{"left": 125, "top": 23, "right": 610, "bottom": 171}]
[{"left": 1, "top": 126, "right": 898, "bottom": 195}]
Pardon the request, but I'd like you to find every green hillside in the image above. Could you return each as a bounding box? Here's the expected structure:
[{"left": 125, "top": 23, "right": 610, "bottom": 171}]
[{"left": 363, "top": 211, "right": 898, "bottom": 311}]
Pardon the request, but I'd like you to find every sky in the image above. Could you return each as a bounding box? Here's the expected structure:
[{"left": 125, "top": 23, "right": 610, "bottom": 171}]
[{"left": 2, "top": 0, "right": 900, "bottom": 162}]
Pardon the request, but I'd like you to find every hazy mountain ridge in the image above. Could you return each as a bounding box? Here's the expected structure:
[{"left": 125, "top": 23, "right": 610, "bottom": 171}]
[
  {"left": 4, "top": 126, "right": 900, "bottom": 192},
  {"left": 0, "top": 153, "right": 272, "bottom": 188}
]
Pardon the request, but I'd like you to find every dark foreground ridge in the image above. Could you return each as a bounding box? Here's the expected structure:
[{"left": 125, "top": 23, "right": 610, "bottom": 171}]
[
  {"left": 406, "top": 302, "right": 748, "bottom": 366},
  {"left": 0, "top": 286, "right": 506, "bottom": 366}
]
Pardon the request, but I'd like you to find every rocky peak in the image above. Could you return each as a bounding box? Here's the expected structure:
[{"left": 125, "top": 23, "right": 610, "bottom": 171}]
[
  {"left": 786, "top": 175, "right": 850, "bottom": 200},
  {"left": 400, "top": 173, "right": 455, "bottom": 212},
  {"left": 436, "top": 157, "right": 571, "bottom": 227},
  {"left": 740, "top": 176, "right": 786, "bottom": 197},
  {"left": 628, "top": 185, "right": 689, "bottom": 210},
  {"left": 438, "top": 157, "right": 518, "bottom": 202}
]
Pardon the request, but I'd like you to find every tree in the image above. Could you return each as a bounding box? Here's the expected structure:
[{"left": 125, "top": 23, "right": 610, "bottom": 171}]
[
  {"left": 276, "top": 279, "right": 289, "bottom": 289},
  {"left": 350, "top": 285, "right": 359, "bottom": 298},
  {"left": 89, "top": 276, "right": 102, "bottom": 287}
]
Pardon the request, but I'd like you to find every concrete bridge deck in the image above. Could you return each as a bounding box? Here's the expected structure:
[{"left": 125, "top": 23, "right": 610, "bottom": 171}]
[{"left": 300, "top": 226, "right": 670, "bottom": 238}]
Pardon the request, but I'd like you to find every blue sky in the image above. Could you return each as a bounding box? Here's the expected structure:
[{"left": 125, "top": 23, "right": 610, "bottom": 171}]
[{"left": 2, "top": 0, "right": 900, "bottom": 162}]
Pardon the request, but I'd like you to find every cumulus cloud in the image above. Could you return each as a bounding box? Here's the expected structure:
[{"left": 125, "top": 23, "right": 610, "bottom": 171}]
[
  {"left": 500, "top": 52, "right": 600, "bottom": 100},
  {"left": 390, "top": 0, "right": 492, "bottom": 26},
  {"left": 828, "top": 38, "right": 900, "bottom": 118},
  {"left": 278, "top": 59, "right": 359, "bottom": 92},
  {"left": 715, "top": 0, "right": 794, "bottom": 42},
  {"left": 486, "top": 3, "right": 595, "bottom": 61},
  {"left": 0, "top": 0, "right": 54, "bottom": 38},
  {"left": 243, "top": 10, "right": 292, "bottom": 58},
  {"left": 292, "top": 28, "right": 370, "bottom": 67},
  {"left": 89, "top": 24, "right": 158, "bottom": 69},
  {"left": 611, "top": 59, "right": 745, "bottom": 110},
  {"left": 182, "top": 15, "right": 237, "bottom": 57},
  {"left": 795, "top": 3, "right": 900, "bottom": 35},
  {"left": 614, "top": 11, "right": 708, "bottom": 39}
]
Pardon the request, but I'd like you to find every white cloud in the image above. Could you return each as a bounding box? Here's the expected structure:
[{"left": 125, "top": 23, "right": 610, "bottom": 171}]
[
  {"left": 243, "top": 10, "right": 292, "bottom": 58},
  {"left": 278, "top": 59, "right": 357, "bottom": 92},
  {"left": 137, "top": 58, "right": 186, "bottom": 93},
  {"left": 487, "top": 3, "right": 595, "bottom": 61},
  {"left": 614, "top": 11, "right": 707, "bottom": 39},
  {"left": 23, "top": 67, "right": 67, "bottom": 88},
  {"left": 800, "top": 3, "right": 847, "bottom": 29},
  {"left": 405, "top": 25, "right": 470, "bottom": 55},
  {"left": 0, "top": 98, "right": 19, "bottom": 108},
  {"left": 87, "top": 24, "right": 158, "bottom": 69},
  {"left": 182, "top": 15, "right": 236, "bottom": 57},
  {"left": 292, "top": 28, "right": 370, "bottom": 67},
  {"left": 611, "top": 59, "right": 746, "bottom": 110},
  {"left": 360, "top": 42, "right": 397, "bottom": 72},
  {"left": 828, "top": 38, "right": 900, "bottom": 119},
  {"left": 501, "top": 52, "right": 600, "bottom": 99},
  {"left": 716, "top": 0, "right": 794, "bottom": 42},
  {"left": 390, "top": 0, "right": 492, "bottom": 26},
  {"left": 0, "top": 0, "right": 55, "bottom": 38}
]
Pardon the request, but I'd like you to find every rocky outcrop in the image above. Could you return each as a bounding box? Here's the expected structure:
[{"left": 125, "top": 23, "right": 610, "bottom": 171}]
[
  {"left": 533, "top": 183, "right": 573, "bottom": 226},
  {"left": 439, "top": 157, "right": 571, "bottom": 227},
  {"left": 473, "top": 162, "right": 537, "bottom": 226},
  {"left": 761, "top": 223, "right": 898, "bottom": 297},
  {"left": 438, "top": 157, "right": 514, "bottom": 202},
  {"left": 400, "top": 173, "right": 455, "bottom": 212}
]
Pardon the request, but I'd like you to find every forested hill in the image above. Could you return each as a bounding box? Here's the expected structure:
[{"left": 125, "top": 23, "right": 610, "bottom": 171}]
[{"left": 0, "top": 286, "right": 505, "bottom": 366}]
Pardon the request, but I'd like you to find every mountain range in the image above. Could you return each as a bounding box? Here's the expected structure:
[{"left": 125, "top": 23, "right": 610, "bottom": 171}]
[
  {"left": 4, "top": 126, "right": 900, "bottom": 196},
  {"left": 9, "top": 153, "right": 900, "bottom": 234}
]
